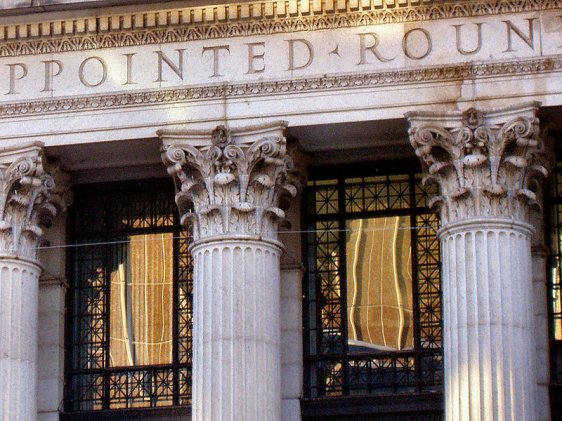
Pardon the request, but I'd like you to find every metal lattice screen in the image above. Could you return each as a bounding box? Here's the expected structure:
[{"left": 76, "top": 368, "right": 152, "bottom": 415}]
[
  {"left": 549, "top": 165, "right": 562, "bottom": 383},
  {"left": 65, "top": 181, "right": 192, "bottom": 411},
  {"left": 304, "top": 170, "right": 443, "bottom": 398}
]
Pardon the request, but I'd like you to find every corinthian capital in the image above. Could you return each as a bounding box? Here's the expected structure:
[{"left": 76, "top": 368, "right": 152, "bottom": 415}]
[
  {"left": 406, "top": 102, "right": 549, "bottom": 225},
  {"left": 0, "top": 143, "right": 69, "bottom": 261},
  {"left": 159, "top": 121, "right": 299, "bottom": 243}
]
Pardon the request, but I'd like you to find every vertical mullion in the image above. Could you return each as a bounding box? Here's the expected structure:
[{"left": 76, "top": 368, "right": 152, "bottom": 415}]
[
  {"left": 172, "top": 225, "right": 180, "bottom": 406},
  {"left": 103, "top": 198, "right": 112, "bottom": 410},
  {"left": 311, "top": 184, "right": 327, "bottom": 397},
  {"left": 313, "top": 222, "right": 324, "bottom": 397},
  {"left": 302, "top": 184, "right": 315, "bottom": 397},
  {"left": 303, "top": 218, "right": 312, "bottom": 396},
  {"left": 338, "top": 176, "right": 350, "bottom": 395},
  {"left": 409, "top": 174, "right": 423, "bottom": 392},
  {"left": 547, "top": 166, "right": 561, "bottom": 384},
  {"left": 64, "top": 209, "right": 76, "bottom": 411}
]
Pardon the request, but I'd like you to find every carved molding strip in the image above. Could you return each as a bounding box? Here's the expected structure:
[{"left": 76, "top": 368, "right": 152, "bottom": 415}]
[
  {"left": 0, "top": 55, "right": 558, "bottom": 119},
  {"left": 0, "top": 0, "right": 559, "bottom": 57}
]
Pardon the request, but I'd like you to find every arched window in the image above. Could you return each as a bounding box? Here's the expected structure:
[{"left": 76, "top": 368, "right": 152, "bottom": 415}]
[{"left": 63, "top": 180, "right": 192, "bottom": 417}]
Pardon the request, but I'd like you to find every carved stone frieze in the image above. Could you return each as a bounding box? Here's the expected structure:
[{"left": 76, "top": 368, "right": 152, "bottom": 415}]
[
  {"left": 0, "top": 56, "right": 558, "bottom": 119},
  {"left": 0, "top": 143, "right": 69, "bottom": 260},
  {"left": 0, "top": 0, "right": 558, "bottom": 57},
  {"left": 407, "top": 102, "right": 550, "bottom": 225},
  {"left": 160, "top": 122, "right": 299, "bottom": 243}
]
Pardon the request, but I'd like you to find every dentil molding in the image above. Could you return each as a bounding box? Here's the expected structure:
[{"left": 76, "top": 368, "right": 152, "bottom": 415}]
[{"left": 0, "top": 0, "right": 559, "bottom": 57}]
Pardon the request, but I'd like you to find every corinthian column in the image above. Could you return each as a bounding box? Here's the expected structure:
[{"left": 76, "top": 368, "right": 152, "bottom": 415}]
[
  {"left": 407, "top": 102, "right": 549, "bottom": 421},
  {"left": 160, "top": 122, "right": 298, "bottom": 421},
  {"left": 0, "top": 143, "right": 68, "bottom": 421}
]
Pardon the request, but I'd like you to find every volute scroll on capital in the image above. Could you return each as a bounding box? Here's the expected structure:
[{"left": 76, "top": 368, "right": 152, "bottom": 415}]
[
  {"left": 160, "top": 121, "right": 300, "bottom": 243},
  {"left": 0, "top": 143, "right": 71, "bottom": 260},
  {"left": 406, "top": 103, "right": 550, "bottom": 225}
]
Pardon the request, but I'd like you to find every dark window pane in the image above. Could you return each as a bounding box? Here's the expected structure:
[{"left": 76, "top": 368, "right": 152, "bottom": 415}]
[
  {"left": 304, "top": 169, "right": 442, "bottom": 399},
  {"left": 65, "top": 181, "right": 192, "bottom": 412}
]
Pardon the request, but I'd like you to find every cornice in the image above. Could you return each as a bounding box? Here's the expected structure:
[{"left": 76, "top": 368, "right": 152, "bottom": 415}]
[
  {"left": 0, "top": 55, "right": 558, "bottom": 118},
  {"left": 0, "top": 0, "right": 559, "bottom": 58}
]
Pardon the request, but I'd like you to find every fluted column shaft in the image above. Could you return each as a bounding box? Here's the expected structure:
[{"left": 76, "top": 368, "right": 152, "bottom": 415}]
[
  {"left": 160, "top": 122, "right": 298, "bottom": 421},
  {"left": 441, "top": 219, "right": 536, "bottom": 420},
  {"left": 0, "top": 259, "right": 41, "bottom": 421},
  {"left": 407, "top": 102, "right": 549, "bottom": 421},
  {"left": 192, "top": 239, "right": 281, "bottom": 421}
]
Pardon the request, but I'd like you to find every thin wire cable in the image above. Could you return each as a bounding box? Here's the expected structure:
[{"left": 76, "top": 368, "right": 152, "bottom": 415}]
[{"left": 36, "top": 224, "right": 439, "bottom": 251}]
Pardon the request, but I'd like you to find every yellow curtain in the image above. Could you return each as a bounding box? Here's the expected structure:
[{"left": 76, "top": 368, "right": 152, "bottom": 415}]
[
  {"left": 109, "top": 233, "right": 174, "bottom": 367},
  {"left": 346, "top": 217, "right": 414, "bottom": 351}
]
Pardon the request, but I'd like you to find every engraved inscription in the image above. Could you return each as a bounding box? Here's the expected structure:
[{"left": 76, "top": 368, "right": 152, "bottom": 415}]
[
  {"left": 287, "top": 39, "right": 314, "bottom": 71},
  {"left": 246, "top": 42, "right": 266, "bottom": 74},
  {"left": 454, "top": 23, "right": 483, "bottom": 56},
  {"left": 503, "top": 19, "right": 536, "bottom": 52},
  {"left": 0, "top": 12, "right": 558, "bottom": 99},
  {"left": 358, "top": 33, "right": 396, "bottom": 64},
  {"left": 202, "top": 45, "right": 230, "bottom": 77},
  {"left": 79, "top": 56, "right": 107, "bottom": 88},
  {"left": 559, "top": 15, "right": 562, "bottom": 48},
  {"left": 155, "top": 49, "right": 185, "bottom": 82},
  {"left": 41, "top": 60, "right": 63, "bottom": 93},
  {"left": 402, "top": 28, "right": 432, "bottom": 60},
  {"left": 7, "top": 63, "right": 26, "bottom": 95},
  {"left": 123, "top": 53, "right": 137, "bottom": 85}
]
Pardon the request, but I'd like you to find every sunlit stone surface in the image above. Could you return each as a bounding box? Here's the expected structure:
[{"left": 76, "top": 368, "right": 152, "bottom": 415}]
[
  {"left": 161, "top": 122, "right": 298, "bottom": 421},
  {"left": 408, "top": 103, "right": 549, "bottom": 421},
  {"left": 0, "top": 144, "right": 67, "bottom": 421}
]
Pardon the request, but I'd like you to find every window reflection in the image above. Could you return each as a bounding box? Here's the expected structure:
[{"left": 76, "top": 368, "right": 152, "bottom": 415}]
[
  {"left": 109, "top": 233, "right": 174, "bottom": 367},
  {"left": 346, "top": 217, "right": 414, "bottom": 352}
]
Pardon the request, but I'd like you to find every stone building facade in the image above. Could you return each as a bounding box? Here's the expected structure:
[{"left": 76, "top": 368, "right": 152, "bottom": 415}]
[{"left": 0, "top": 0, "right": 560, "bottom": 420}]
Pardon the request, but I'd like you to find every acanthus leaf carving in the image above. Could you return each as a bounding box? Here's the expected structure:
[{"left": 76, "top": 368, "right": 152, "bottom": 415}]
[
  {"left": 407, "top": 103, "right": 549, "bottom": 225},
  {"left": 0, "top": 146, "right": 71, "bottom": 260},
  {"left": 160, "top": 122, "right": 299, "bottom": 243}
]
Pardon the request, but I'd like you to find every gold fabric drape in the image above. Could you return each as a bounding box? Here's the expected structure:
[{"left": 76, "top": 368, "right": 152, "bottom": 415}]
[
  {"left": 346, "top": 217, "right": 414, "bottom": 351},
  {"left": 109, "top": 233, "right": 174, "bottom": 367}
]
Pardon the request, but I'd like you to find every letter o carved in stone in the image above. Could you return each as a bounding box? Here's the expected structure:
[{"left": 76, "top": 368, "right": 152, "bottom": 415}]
[
  {"left": 402, "top": 28, "right": 433, "bottom": 60},
  {"left": 79, "top": 56, "right": 108, "bottom": 88}
]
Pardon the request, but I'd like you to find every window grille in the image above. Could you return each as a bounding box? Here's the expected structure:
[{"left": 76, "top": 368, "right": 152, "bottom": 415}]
[
  {"left": 64, "top": 181, "right": 192, "bottom": 412},
  {"left": 303, "top": 168, "right": 443, "bottom": 399},
  {"left": 548, "top": 164, "right": 562, "bottom": 384}
]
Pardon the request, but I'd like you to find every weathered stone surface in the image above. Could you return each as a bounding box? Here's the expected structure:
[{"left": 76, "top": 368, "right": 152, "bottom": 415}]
[
  {"left": 0, "top": 144, "right": 69, "bottom": 421},
  {"left": 160, "top": 122, "right": 298, "bottom": 243},
  {"left": 407, "top": 102, "right": 549, "bottom": 225},
  {"left": 407, "top": 103, "right": 550, "bottom": 421},
  {"left": 161, "top": 121, "right": 299, "bottom": 421}
]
